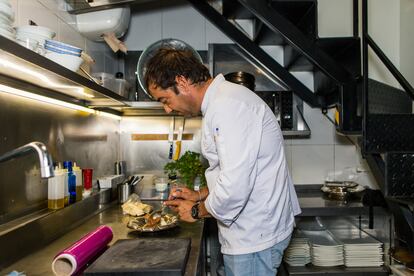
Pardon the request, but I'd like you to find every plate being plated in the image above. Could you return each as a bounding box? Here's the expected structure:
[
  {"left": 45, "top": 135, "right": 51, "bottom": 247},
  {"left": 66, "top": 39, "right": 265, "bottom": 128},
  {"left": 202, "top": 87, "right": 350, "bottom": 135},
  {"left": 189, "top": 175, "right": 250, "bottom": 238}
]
[{"left": 127, "top": 213, "right": 179, "bottom": 232}]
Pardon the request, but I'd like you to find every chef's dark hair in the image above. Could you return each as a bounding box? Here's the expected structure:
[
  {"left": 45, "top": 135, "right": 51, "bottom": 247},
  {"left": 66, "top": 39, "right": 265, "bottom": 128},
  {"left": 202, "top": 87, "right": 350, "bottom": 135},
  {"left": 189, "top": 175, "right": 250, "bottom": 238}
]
[{"left": 144, "top": 48, "right": 210, "bottom": 94}]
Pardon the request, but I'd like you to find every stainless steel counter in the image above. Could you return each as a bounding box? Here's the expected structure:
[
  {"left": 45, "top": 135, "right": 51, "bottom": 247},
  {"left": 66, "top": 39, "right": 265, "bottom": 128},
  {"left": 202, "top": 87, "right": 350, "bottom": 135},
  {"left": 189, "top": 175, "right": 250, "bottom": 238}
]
[
  {"left": 295, "top": 185, "right": 380, "bottom": 216},
  {"left": 0, "top": 203, "right": 205, "bottom": 276}
]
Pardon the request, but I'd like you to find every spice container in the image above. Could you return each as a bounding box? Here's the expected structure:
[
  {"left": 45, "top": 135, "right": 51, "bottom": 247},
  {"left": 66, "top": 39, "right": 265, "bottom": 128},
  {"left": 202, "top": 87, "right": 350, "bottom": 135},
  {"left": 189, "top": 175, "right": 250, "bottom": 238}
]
[
  {"left": 82, "top": 168, "right": 93, "bottom": 197},
  {"left": 73, "top": 162, "right": 82, "bottom": 201},
  {"left": 64, "top": 161, "right": 76, "bottom": 204},
  {"left": 48, "top": 167, "right": 65, "bottom": 210}
]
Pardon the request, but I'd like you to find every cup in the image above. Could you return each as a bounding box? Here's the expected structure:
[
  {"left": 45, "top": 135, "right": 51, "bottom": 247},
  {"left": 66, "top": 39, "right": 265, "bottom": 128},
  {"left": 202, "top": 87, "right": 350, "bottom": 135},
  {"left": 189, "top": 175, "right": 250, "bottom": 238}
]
[
  {"left": 82, "top": 168, "right": 93, "bottom": 190},
  {"left": 154, "top": 177, "right": 168, "bottom": 192}
]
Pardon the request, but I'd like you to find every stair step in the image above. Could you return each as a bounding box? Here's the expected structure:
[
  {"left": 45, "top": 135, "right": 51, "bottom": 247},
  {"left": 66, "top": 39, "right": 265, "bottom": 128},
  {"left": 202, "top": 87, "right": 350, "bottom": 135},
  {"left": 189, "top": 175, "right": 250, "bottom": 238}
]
[
  {"left": 222, "top": 0, "right": 256, "bottom": 19},
  {"left": 364, "top": 80, "right": 413, "bottom": 153},
  {"left": 368, "top": 79, "right": 412, "bottom": 114},
  {"left": 188, "top": 0, "right": 322, "bottom": 107},
  {"left": 270, "top": 0, "right": 317, "bottom": 39},
  {"left": 285, "top": 37, "right": 361, "bottom": 74},
  {"left": 365, "top": 114, "right": 414, "bottom": 153},
  {"left": 385, "top": 152, "right": 414, "bottom": 197}
]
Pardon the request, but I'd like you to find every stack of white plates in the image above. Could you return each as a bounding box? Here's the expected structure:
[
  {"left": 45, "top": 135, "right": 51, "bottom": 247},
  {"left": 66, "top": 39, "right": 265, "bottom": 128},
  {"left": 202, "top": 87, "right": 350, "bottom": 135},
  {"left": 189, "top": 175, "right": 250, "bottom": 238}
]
[
  {"left": 330, "top": 229, "right": 384, "bottom": 267},
  {"left": 0, "top": 0, "right": 15, "bottom": 41},
  {"left": 284, "top": 237, "right": 311, "bottom": 266},
  {"left": 311, "top": 243, "right": 344, "bottom": 266},
  {"left": 302, "top": 230, "right": 344, "bottom": 267},
  {"left": 16, "top": 25, "right": 56, "bottom": 53}
]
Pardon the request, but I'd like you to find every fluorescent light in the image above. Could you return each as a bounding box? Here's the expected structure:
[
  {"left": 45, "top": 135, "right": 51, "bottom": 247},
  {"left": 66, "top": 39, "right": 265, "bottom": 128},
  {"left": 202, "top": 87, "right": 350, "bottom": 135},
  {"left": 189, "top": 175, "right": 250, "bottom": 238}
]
[
  {"left": 95, "top": 110, "right": 122, "bottom": 120},
  {"left": 0, "top": 84, "right": 121, "bottom": 120},
  {"left": 0, "top": 59, "right": 95, "bottom": 98}
]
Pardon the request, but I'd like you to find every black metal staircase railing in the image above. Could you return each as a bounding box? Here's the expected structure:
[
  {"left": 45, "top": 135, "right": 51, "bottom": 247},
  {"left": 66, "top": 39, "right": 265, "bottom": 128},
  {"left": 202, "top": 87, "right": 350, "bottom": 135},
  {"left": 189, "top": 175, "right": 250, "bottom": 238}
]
[{"left": 361, "top": 0, "right": 414, "bottom": 252}]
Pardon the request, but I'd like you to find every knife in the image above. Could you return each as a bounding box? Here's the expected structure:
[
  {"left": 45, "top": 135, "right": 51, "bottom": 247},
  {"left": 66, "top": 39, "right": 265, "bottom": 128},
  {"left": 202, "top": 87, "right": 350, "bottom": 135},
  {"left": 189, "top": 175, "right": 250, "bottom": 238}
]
[
  {"left": 173, "top": 118, "right": 184, "bottom": 161},
  {"left": 168, "top": 117, "right": 175, "bottom": 159}
]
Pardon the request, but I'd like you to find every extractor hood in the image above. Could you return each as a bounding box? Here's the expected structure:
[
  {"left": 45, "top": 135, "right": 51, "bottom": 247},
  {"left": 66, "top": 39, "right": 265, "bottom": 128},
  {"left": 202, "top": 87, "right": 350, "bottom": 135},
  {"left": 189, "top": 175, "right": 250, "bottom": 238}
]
[{"left": 66, "top": 0, "right": 154, "bottom": 14}]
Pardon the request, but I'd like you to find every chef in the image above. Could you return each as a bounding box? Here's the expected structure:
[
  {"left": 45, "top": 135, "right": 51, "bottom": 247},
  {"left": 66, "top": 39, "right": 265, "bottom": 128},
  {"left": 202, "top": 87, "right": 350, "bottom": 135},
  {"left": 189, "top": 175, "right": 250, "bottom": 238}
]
[{"left": 144, "top": 47, "right": 301, "bottom": 276}]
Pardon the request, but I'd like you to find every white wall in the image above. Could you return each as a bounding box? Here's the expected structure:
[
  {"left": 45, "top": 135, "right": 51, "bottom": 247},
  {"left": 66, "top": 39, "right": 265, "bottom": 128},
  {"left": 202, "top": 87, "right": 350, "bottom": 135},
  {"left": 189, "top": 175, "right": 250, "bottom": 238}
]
[
  {"left": 123, "top": 1, "right": 380, "bottom": 187},
  {"left": 8, "top": 0, "right": 118, "bottom": 74},
  {"left": 400, "top": 0, "right": 414, "bottom": 89},
  {"left": 124, "top": 0, "right": 231, "bottom": 51},
  {"left": 367, "top": 0, "right": 400, "bottom": 87},
  {"left": 318, "top": 0, "right": 354, "bottom": 37}
]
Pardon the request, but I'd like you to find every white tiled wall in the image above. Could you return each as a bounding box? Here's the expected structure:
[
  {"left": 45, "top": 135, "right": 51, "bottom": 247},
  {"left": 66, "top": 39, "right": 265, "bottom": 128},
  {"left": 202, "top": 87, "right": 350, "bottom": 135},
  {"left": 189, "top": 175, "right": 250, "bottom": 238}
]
[{"left": 9, "top": 0, "right": 118, "bottom": 74}]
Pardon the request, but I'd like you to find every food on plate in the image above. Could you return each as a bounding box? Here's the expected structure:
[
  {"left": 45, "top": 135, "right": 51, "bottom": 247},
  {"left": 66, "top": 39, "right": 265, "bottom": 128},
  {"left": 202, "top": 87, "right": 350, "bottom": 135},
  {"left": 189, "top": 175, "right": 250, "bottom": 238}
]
[
  {"left": 121, "top": 200, "right": 152, "bottom": 216},
  {"left": 127, "top": 212, "right": 178, "bottom": 232}
]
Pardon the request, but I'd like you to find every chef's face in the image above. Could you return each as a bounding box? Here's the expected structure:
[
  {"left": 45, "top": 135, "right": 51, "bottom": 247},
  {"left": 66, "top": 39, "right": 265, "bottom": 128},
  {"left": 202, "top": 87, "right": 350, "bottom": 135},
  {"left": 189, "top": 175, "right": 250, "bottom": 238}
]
[{"left": 148, "top": 82, "right": 199, "bottom": 117}]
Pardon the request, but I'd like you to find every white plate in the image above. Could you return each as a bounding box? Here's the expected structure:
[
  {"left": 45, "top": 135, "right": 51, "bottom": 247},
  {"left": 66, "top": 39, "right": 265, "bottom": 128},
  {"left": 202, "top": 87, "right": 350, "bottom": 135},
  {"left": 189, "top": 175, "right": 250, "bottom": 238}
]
[
  {"left": 0, "top": 13, "right": 12, "bottom": 25},
  {"left": 0, "top": 22, "right": 14, "bottom": 33},
  {"left": 0, "top": 28, "right": 15, "bottom": 39},
  {"left": 0, "top": 2, "right": 14, "bottom": 21}
]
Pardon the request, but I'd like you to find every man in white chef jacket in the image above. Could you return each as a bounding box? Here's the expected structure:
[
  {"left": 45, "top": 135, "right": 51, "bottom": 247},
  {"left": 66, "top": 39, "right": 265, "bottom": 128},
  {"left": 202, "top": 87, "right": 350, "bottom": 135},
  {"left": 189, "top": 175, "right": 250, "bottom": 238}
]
[{"left": 145, "top": 48, "right": 301, "bottom": 276}]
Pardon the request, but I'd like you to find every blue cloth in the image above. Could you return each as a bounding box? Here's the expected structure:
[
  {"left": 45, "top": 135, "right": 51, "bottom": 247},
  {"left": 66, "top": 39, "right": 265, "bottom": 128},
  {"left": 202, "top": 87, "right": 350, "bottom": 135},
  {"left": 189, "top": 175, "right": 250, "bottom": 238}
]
[{"left": 223, "top": 235, "right": 291, "bottom": 276}]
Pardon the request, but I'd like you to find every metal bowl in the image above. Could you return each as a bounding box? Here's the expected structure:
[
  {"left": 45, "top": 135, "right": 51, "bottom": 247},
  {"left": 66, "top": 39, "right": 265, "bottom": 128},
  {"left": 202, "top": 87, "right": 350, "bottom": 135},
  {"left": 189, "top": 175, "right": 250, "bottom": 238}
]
[{"left": 136, "top": 39, "right": 202, "bottom": 99}]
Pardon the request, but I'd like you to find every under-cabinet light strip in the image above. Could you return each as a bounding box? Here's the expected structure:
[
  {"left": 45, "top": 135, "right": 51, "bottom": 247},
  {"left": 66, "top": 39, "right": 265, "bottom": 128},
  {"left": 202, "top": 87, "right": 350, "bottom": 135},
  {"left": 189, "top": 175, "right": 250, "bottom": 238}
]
[{"left": 0, "top": 84, "right": 121, "bottom": 120}]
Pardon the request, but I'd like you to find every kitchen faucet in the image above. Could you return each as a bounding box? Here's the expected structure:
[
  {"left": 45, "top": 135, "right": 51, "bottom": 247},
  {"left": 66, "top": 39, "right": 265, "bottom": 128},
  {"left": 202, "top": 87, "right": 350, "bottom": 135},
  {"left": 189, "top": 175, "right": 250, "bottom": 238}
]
[{"left": 0, "top": 142, "right": 54, "bottom": 178}]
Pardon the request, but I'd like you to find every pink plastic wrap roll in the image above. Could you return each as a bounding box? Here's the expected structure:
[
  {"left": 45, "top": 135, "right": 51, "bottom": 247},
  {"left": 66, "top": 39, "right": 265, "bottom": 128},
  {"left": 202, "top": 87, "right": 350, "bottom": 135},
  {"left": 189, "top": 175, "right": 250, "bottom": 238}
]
[{"left": 52, "top": 225, "right": 113, "bottom": 276}]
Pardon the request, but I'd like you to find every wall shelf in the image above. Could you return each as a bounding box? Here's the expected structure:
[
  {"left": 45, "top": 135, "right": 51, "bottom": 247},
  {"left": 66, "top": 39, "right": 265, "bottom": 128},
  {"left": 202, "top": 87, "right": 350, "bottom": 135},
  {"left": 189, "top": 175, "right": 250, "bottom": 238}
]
[{"left": 0, "top": 36, "right": 128, "bottom": 108}]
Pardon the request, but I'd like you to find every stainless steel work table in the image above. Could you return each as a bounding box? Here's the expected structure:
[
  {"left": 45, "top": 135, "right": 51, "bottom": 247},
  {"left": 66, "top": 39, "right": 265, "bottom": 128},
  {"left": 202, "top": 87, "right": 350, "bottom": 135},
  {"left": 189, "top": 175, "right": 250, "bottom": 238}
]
[
  {"left": 0, "top": 203, "right": 205, "bottom": 276},
  {"left": 295, "top": 185, "right": 379, "bottom": 216}
]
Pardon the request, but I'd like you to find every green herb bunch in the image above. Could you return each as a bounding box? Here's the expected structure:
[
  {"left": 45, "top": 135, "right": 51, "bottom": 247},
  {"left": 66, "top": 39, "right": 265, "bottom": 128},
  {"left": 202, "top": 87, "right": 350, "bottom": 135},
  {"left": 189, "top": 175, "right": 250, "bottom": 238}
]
[{"left": 164, "top": 151, "right": 207, "bottom": 189}]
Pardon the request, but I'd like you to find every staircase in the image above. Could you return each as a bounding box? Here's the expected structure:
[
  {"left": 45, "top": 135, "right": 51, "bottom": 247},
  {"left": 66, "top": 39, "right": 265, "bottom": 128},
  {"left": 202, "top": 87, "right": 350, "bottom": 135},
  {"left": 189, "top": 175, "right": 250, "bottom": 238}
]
[
  {"left": 187, "top": 0, "right": 362, "bottom": 133},
  {"left": 188, "top": 0, "right": 414, "bottom": 252}
]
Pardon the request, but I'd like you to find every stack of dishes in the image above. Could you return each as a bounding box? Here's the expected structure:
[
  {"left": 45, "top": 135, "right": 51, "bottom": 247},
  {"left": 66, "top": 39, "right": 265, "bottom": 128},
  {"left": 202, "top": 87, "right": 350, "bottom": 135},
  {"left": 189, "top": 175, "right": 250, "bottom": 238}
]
[
  {"left": 44, "top": 40, "right": 83, "bottom": 71},
  {"left": 302, "top": 230, "right": 344, "bottom": 267},
  {"left": 330, "top": 229, "right": 384, "bottom": 267},
  {"left": 0, "top": 0, "right": 15, "bottom": 41},
  {"left": 16, "top": 25, "right": 56, "bottom": 53},
  {"left": 284, "top": 236, "right": 311, "bottom": 266}
]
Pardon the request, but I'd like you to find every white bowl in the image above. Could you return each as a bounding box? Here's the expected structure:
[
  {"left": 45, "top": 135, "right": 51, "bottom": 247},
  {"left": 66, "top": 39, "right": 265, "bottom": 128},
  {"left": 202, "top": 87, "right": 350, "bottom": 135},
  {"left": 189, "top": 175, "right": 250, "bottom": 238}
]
[
  {"left": 0, "top": 2, "right": 14, "bottom": 21},
  {"left": 0, "top": 28, "right": 15, "bottom": 40},
  {"left": 16, "top": 31, "right": 50, "bottom": 46},
  {"left": 0, "top": 12, "right": 12, "bottom": 25},
  {"left": 45, "top": 51, "right": 83, "bottom": 72},
  {"left": 0, "top": 22, "right": 14, "bottom": 33},
  {"left": 16, "top": 25, "right": 55, "bottom": 43},
  {"left": 0, "top": 0, "right": 11, "bottom": 5},
  {"left": 45, "top": 43, "right": 81, "bottom": 57},
  {"left": 45, "top": 39, "right": 82, "bottom": 53},
  {"left": 17, "top": 37, "right": 39, "bottom": 51}
]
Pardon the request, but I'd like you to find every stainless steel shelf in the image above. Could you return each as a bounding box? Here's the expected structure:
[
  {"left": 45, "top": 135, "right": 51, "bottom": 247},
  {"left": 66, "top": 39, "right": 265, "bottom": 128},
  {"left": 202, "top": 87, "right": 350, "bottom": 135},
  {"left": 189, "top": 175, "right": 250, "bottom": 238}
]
[{"left": 0, "top": 36, "right": 128, "bottom": 108}]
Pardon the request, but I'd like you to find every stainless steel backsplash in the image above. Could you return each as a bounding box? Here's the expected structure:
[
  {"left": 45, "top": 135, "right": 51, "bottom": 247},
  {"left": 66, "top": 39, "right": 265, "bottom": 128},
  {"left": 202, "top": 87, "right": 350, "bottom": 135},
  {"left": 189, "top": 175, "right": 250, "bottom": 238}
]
[
  {"left": 120, "top": 116, "right": 202, "bottom": 175},
  {"left": 0, "top": 92, "right": 120, "bottom": 224}
]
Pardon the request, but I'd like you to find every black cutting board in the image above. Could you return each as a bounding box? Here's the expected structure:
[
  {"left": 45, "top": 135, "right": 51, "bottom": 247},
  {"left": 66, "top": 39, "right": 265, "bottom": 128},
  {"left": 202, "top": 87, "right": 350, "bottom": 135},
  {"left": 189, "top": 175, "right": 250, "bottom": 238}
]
[{"left": 84, "top": 238, "right": 191, "bottom": 276}]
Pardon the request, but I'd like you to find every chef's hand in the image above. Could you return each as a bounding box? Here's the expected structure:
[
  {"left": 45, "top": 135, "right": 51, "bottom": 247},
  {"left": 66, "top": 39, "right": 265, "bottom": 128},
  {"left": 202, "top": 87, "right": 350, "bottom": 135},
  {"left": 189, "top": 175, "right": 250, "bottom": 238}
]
[
  {"left": 163, "top": 199, "right": 197, "bottom": 222},
  {"left": 169, "top": 186, "right": 198, "bottom": 202}
]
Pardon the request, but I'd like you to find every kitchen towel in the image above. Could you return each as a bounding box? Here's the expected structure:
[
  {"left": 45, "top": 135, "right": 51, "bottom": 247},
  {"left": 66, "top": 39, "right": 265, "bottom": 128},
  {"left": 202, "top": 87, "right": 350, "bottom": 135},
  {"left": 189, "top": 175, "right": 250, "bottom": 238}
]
[{"left": 51, "top": 225, "right": 113, "bottom": 276}]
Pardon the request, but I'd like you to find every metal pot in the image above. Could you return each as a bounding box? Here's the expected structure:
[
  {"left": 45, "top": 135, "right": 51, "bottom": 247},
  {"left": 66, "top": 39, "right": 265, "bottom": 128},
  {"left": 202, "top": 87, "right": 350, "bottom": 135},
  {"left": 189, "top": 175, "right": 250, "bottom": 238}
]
[
  {"left": 117, "top": 176, "right": 143, "bottom": 203},
  {"left": 224, "top": 71, "right": 256, "bottom": 91}
]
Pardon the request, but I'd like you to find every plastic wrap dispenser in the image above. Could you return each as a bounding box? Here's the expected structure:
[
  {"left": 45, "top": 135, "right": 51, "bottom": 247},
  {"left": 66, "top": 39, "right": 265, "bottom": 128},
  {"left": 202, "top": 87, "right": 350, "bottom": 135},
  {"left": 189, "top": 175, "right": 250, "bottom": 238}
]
[{"left": 75, "top": 7, "right": 131, "bottom": 41}]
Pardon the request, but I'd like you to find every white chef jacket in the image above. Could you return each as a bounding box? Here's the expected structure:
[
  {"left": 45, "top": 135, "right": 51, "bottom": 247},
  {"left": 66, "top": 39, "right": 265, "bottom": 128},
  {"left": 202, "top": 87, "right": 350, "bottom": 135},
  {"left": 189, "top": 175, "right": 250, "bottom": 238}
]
[{"left": 201, "top": 74, "right": 301, "bottom": 255}]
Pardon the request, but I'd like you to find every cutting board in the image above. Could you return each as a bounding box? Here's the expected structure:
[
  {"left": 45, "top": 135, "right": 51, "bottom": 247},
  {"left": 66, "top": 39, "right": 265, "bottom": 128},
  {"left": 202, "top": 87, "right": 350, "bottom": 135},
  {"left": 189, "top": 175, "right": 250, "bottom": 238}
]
[{"left": 84, "top": 238, "right": 191, "bottom": 276}]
